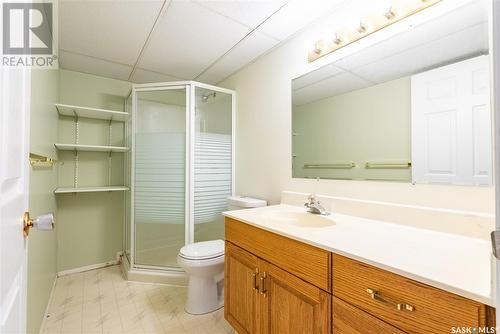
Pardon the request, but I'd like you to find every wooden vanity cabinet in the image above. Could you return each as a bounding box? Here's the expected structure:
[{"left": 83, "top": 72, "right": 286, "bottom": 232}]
[
  {"left": 333, "top": 254, "right": 495, "bottom": 334},
  {"left": 260, "top": 259, "right": 331, "bottom": 334},
  {"left": 333, "top": 297, "right": 406, "bottom": 334},
  {"left": 225, "top": 242, "right": 260, "bottom": 334},
  {"left": 225, "top": 241, "right": 331, "bottom": 334},
  {"left": 225, "top": 217, "right": 331, "bottom": 292},
  {"left": 225, "top": 217, "right": 495, "bottom": 334}
]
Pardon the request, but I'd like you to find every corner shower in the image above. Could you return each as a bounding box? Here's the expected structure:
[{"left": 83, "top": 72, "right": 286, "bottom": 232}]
[{"left": 123, "top": 81, "right": 234, "bottom": 280}]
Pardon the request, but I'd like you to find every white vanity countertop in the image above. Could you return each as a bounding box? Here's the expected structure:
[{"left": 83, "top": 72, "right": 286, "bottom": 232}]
[{"left": 223, "top": 204, "right": 494, "bottom": 306}]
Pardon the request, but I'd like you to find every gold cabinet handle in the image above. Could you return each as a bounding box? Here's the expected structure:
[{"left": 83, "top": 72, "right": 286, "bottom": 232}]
[
  {"left": 252, "top": 269, "right": 259, "bottom": 292},
  {"left": 366, "top": 288, "right": 414, "bottom": 311},
  {"left": 259, "top": 272, "right": 267, "bottom": 297}
]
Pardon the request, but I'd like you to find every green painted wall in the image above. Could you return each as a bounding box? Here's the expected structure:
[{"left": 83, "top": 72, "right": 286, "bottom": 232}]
[
  {"left": 27, "top": 69, "right": 59, "bottom": 334},
  {"left": 56, "top": 70, "right": 131, "bottom": 271},
  {"left": 292, "top": 77, "right": 411, "bottom": 181}
]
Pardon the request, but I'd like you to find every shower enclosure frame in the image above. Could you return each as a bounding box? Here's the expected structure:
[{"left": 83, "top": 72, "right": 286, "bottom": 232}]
[{"left": 124, "top": 81, "right": 236, "bottom": 276}]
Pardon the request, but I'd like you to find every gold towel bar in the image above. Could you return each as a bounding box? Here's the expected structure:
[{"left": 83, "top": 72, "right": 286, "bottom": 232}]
[
  {"left": 304, "top": 162, "right": 356, "bottom": 169},
  {"left": 365, "top": 161, "right": 412, "bottom": 169},
  {"left": 29, "top": 153, "right": 57, "bottom": 168}
]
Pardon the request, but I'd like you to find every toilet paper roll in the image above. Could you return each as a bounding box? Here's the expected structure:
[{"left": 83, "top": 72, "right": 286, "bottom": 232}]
[{"left": 34, "top": 213, "right": 54, "bottom": 230}]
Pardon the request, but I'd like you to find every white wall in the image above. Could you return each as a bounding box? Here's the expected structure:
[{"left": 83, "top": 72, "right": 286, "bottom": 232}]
[
  {"left": 28, "top": 69, "right": 59, "bottom": 334},
  {"left": 220, "top": 5, "right": 495, "bottom": 214}
]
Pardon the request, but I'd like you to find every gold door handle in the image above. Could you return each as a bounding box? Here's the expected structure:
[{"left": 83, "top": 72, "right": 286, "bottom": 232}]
[
  {"left": 366, "top": 288, "right": 414, "bottom": 311},
  {"left": 252, "top": 269, "right": 259, "bottom": 292},
  {"left": 259, "top": 272, "right": 267, "bottom": 297},
  {"left": 23, "top": 212, "right": 55, "bottom": 237}
]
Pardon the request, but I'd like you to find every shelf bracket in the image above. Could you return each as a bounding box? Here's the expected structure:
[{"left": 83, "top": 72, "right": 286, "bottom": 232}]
[
  {"left": 74, "top": 150, "right": 79, "bottom": 188},
  {"left": 74, "top": 116, "right": 79, "bottom": 145},
  {"left": 74, "top": 116, "right": 79, "bottom": 189},
  {"left": 108, "top": 119, "right": 113, "bottom": 186}
]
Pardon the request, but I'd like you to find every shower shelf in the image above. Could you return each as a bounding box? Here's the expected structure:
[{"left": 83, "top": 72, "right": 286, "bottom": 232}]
[
  {"left": 54, "top": 143, "right": 129, "bottom": 152},
  {"left": 54, "top": 186, "right": 129, "bottom": 194},
  {"left": 55, "top": 103, "right": 129, "bottom": 121}
]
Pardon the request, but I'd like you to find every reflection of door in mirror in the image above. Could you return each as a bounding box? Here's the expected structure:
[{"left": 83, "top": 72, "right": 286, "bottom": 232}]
[{"left": 411, "top": 55, "right": 492, "bottom": 186}]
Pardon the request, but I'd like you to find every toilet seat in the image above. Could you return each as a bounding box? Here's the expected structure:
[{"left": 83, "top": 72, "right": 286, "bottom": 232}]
[{"left": 179, "top": 239, "right": 224, "bottom": 260}]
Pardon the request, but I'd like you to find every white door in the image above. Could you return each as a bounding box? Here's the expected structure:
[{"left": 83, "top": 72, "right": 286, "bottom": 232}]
[
  {"left": 411, "top": 55, "right": 492, "bottom": 185},
  {"left": 0, "top": 64, "right": 31, "bottom": 332}
]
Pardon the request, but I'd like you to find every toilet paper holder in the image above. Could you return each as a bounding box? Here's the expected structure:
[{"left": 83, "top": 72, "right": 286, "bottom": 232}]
[{"left": 23, "top": 212, "right": 55, "bottom": 237}]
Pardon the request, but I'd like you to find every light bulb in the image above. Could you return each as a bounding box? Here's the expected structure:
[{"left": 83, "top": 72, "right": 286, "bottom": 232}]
[
  {"left": 384, "top": 5, "right": 397, "bottom": 19},
  {"left": 313, "top": 41, "right": 323, "bottom": 54},
  {"left": 333, "top": 32, "right": 343, "bottom": 45},
  {"left": 357, "top": 20, "right": 368, "bottom": 34}
]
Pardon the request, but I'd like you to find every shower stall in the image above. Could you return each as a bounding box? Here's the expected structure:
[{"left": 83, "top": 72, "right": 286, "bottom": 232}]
[{"left": 123, "top": 81, "right": 234, "bottom": 280}]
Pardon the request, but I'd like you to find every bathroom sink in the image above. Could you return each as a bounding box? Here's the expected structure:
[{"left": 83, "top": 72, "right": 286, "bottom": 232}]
[{"left": 263, "top": 212, "right": 335, "bottom": 228}]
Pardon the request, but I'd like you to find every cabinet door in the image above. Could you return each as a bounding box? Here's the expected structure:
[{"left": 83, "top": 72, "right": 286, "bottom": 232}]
[
  {"left": 260, "top": 260, "right": 330, "bottom": 334},
  {"left": 225, "top": 242, "right": 260, "bottom": 334},
  {"left": 333, "top": 297, "right": 407, "bottom": 334}
]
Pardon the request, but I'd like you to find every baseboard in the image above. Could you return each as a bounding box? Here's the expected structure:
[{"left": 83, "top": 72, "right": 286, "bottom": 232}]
[
  {"left": 57, "top": 252, "right": 123, "bottom": 277},
  {"left": 39, "top": 275, "right": 57, "bottom": 334}
]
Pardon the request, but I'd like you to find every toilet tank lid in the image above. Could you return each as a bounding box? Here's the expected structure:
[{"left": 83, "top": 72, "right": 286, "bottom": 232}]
[
  {"left": 179, "top": 240, "right": 224, "bottom": 260},
  {"left": 227, "top": 196, "right": 267, "bottom": 208}
]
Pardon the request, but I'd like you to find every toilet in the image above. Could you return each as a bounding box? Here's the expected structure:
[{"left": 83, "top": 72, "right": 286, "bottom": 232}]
[{"left": 178, "top": 196, "right": 267, "bottom": 314}]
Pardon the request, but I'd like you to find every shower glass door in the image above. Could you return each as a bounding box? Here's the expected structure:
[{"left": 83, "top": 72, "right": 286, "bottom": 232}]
[
  {"left": 193, "top": 86, "right": 233, "bottom": 243},
  {"left": 134, "top": 87, "right": 188, "bottom": 268}
]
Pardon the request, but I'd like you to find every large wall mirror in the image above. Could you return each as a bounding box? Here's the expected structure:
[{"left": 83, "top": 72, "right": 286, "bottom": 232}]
[{"left": 292, "top": 0, "right": 492, "bottom": 185}]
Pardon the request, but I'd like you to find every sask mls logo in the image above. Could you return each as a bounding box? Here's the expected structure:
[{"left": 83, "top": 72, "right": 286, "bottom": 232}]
[{"left": 2, "top": 1, "right": 58, "bottom": 68}]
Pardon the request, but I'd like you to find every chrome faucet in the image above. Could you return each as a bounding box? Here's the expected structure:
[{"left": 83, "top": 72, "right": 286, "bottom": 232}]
[{"left": 304, "top": 194, "right": 330, "bottom": 215}]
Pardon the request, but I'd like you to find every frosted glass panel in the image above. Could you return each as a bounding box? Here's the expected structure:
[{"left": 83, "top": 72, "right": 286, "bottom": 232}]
[
  {"left": 194, "top": 87, "right": 232, "bottom": 243},
  {"left": 134, "top": 89, "right": 186, "bottom": 268}
]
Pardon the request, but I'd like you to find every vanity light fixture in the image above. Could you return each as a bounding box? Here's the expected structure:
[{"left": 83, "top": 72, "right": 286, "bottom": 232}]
[
  {"left": 357, "top": 20, "right": 368, "bottom": 34},
  {"left": 384, "top": 5, "right": 397, "bottom": 20},
  {"left": 333, "top": 33, "right": 343, "bottom": 45},
  {"left": 308, "top": 0, "right": 442, "bottom": 62},
  {"left": 313, "top": 41, "right": 324, "bottom": 54}
]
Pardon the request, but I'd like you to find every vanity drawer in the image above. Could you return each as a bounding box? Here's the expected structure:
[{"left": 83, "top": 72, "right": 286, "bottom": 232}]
[
  {"left": 333, "top": 297, "right": 407, "bottom": 334},
  {"left": 225, "top": 217, "right": 331, "bottom": 292},
  {"left": 333, "top": 254, "right": 492, "bottom": 334}
]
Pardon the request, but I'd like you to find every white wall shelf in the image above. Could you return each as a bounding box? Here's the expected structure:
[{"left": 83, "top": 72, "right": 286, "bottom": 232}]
[
  {"left": 54, "top": 186, "right": 129, "bottom": 194},
  {"left": 55, "top": 143, "right": 129, "bottom": 152},
  {"left": 55, "top": 103, "right": 129, "bottom": 121}
]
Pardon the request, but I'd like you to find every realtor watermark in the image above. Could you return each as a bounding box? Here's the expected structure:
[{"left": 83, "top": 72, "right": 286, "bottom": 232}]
[
  {"left": 451, "top": 327, "right": 497, "bottom": 334},
  {"left": 2, "top": 1, "right": 58, "bottom": 68}
]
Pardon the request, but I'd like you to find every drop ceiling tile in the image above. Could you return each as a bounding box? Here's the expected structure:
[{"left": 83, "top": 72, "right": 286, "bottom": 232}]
[
  {"left": 59, "top": 51, "right": 133, "bottom": 81},
  {"left": 196, "top": 30, "right": 280, "bottom": 84},
  {"left": 292, "top": 64, "right": 344, "bottom": 90},
  {"left": 139, "top": 1, "right": 252, "bottom": 79},
  {"left": 131, "top": 68, "right": 182, "bottom": 84},
  {"left": 59, "top": 0, "right": 163, "bottom": 66},
  {"left": 350, "top": 23, "right": 488, "bottom": 84},
  {"left": 195, "top": 0, "right": 287, "bottom": 29},
  {"left": 257, "top": 0, "right": 346, "bottom": 40},
  {"left": 293, "top": 72, "right": 371, "bottom": 105}
]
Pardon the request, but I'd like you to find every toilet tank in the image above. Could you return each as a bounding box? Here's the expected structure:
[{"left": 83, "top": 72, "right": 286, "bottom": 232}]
[{"left": 227, "top": 196, "right": 267, "bottom": 211}]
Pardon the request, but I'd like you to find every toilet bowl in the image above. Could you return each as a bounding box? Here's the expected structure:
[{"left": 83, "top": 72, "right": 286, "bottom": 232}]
[{"left": 177, "top": 239, "right": 225, "bottom": 314}]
